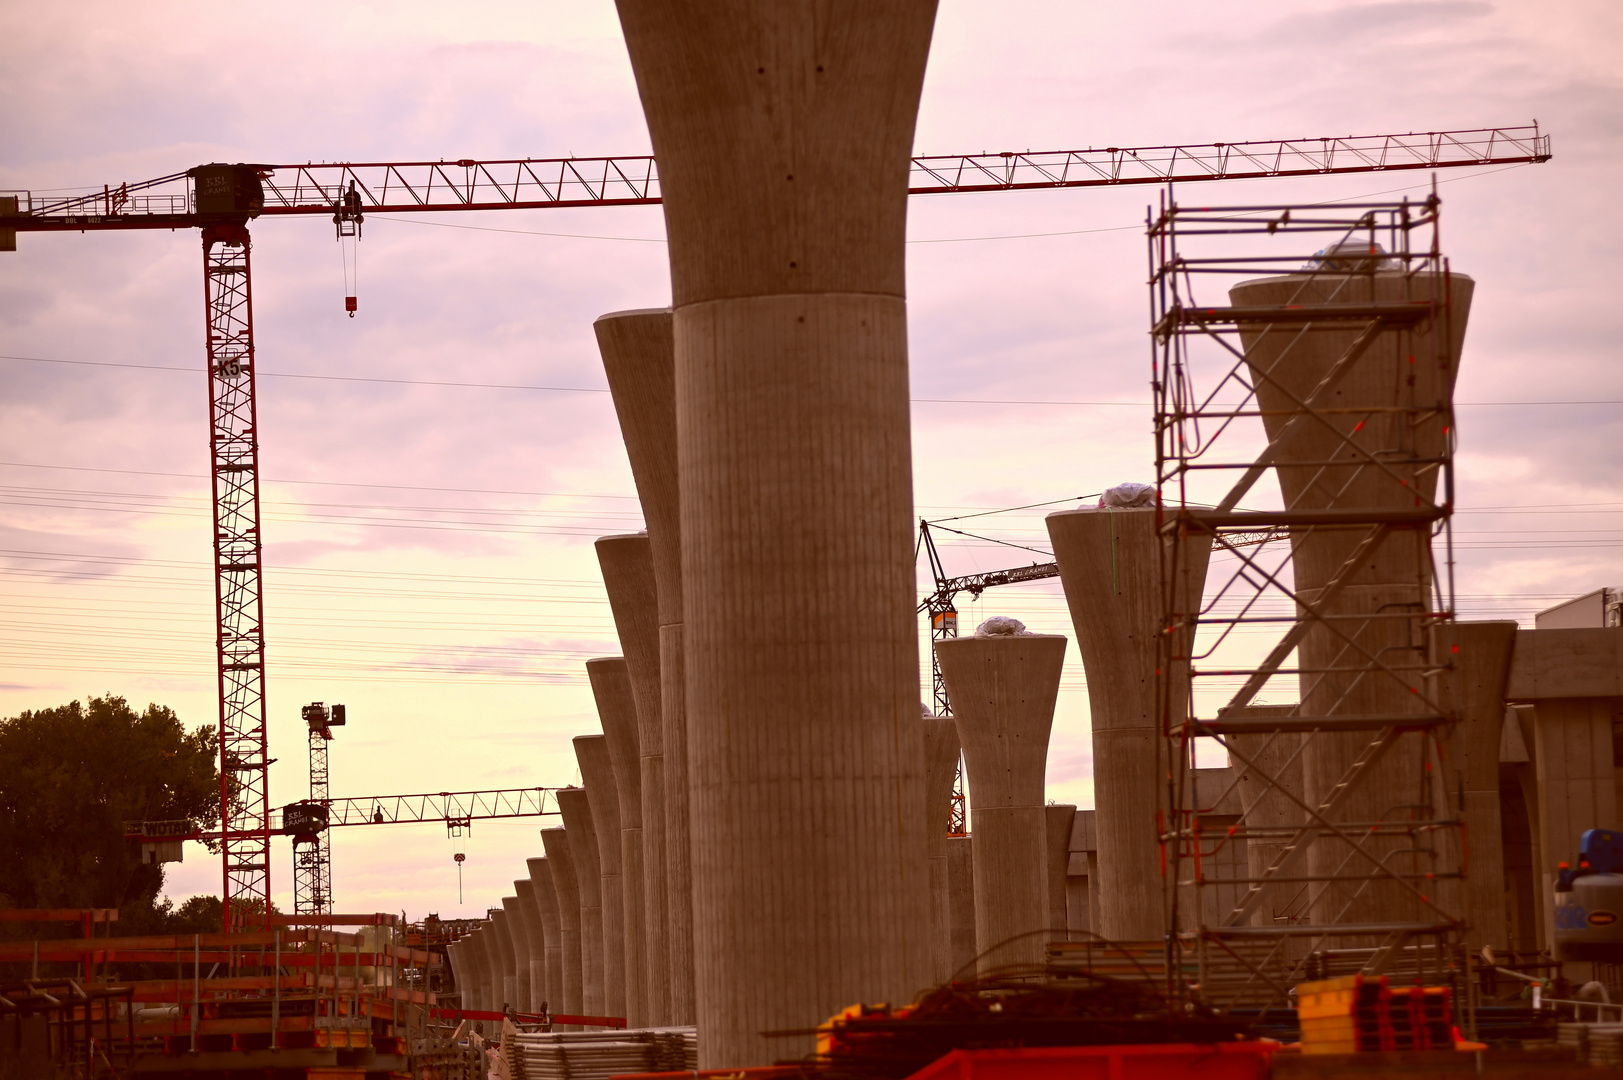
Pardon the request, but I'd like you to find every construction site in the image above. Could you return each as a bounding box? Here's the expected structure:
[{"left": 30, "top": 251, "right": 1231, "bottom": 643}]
[{"left": 1, "top": 3, "right": 1619, "bottom": 1079}]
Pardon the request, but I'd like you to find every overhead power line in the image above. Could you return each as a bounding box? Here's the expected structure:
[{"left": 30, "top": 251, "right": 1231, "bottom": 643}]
[{"left": 3, "top": 353, "right": 1618, "bottom": 407}]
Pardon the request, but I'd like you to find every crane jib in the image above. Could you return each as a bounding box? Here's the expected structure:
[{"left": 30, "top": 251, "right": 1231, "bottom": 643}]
[{"left": 4, "top": 126, "right": 1552, "bottom": 231}]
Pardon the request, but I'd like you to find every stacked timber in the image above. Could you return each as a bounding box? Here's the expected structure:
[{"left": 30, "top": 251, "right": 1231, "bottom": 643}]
[{"left": 506, "top": 1027, "right": 696, "bottom": 1080}]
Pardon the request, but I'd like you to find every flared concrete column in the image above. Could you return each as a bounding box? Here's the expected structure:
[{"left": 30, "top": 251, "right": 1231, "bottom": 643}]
[
  {"left": 526, "top": 858, "right": 565, "bottom": 1022},
  {"left": 501, "top": 896, "right": 533, "bottom": 1013},
  {"left": 1045, "top": 804, "right": 1076, "bottom": 933},
  {"left": 455, "top": 932, "right": 478, "bottom": 1014},
  {"left": 587, "top": 656, "right": 646, "bottom": 1026},
  {"left": 1231, "top": 270, "right": 1474, "bottom": 926},
  {"left": 1229, "top": 708, "right": 1306, "bottom": 928},
  {"left": 490, "top": 907, "right": 518, "bottom": 1012},
  {"left": 457, "top": 932, "right": 483, "bottom": 1014},
  {"left": 1432, "top": 622, "right": 1518, "bottom": 955},
  {"left": 539, "top": 831, "right": 584, "bottom": 1023},
  {"left": 922, "top": 711, "right": 961, "bottom": 986},
  {"left": 447, "top": 940, "right": 470, "bottom": 1013},
  {"left": 470, "top": 925, "right": 496, "bottom": 1014},
  {"left": 1047, "top": 507, "right": 1212, "bottom": 941},
  {"left": 576, "top": 735, "right": 627, "bottom": 1022},
  {"left": 558, "top": 788, "right": 606, "bottom": 1018},
  {"left": 596, "top": 534, "right": 669, "bottom": 1024},
  {"left": 514, "top": 879, "right": 550, "bottom": 1013},
  {"left": 936, "top": 634, "right": 1067, "bottom": 972},
  {"left": 1534, "top": 699, "right": 1619, "bottom": 952},
  {"left": 445, "top": 939, "right": 465, "bottom": 1006},
  {"left": 946, "top": 835, "right": 976, "bottom": 979},
  {"left": 595, "top": 308, "right": 696, "bottom": 1023},
  {"left": 615, "top": 3, "right": 939, "bottom": 1062},
  {"left": 1067, "top": 810, "right": 1098, "bottom": 935}
]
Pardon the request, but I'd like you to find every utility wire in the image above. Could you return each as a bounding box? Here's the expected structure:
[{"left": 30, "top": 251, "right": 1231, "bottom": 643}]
[
  {"left": 4, "top": 354, "right": 1616, "bottom": 407},
  {"left": 925, "top": 494, "right": 1098, "bottom": 524},
  {"left": 924, "top": 521, "right": 1054, "bottom": 558}
]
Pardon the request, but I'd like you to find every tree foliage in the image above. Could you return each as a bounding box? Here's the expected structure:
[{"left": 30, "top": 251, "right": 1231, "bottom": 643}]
[{"left": 0, "top": 695, "right": 218, "bottom": 931}]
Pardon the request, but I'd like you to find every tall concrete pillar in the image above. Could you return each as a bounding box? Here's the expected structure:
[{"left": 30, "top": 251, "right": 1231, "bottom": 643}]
[
  {"left": 1432, "top": 622, "right": 1518, "bottom": 955},
  {"left": 526, "top": 858, "right": 566, "bottom": 1021},
  {"left": 1230, "top": 268, "right": 1474, "bottom": 926},
  {"left": 501, "top": 896, "right": 534, "bottom": 1013},
  {"left": 922, "top": 711, "right": 961, "bottom": 985},
  {"left": 446, "top": 939, "right": 468, "bottom": 1011},
  {"left": 596, "top": 534, "right": 669, "bottom": 1024},
  {"left": 558, "top": 788, "right": 606, "bottom": 1018},
  {"left": 1045, "top": 804, "right": 1077, "bottom": 934},
  {"left": 490, "top": 907, "right": 518, "bottom": 1012},
  {"left": 937, "top": 634, "right": 1067, "bottom": 972},
  {"left": 614, "top": 3, "right": 939, "bottom": 1063},
  {"left": 587, "top": 656, "right": 646, "bottom": 1026},
  {"left": 1534, "top": 699, "right": 1619, "bottom": 951},
  {"left": 1228, "top": 706, "right": 1304, "bottom": 928},
  {"left": 1046, "top": 507, "right": 1212, "bottom": 941},
  {"left": 514, "top": 879, "right": 550, "bottom": 1013},
  {"left": 946, "top": 835, "right": 976, "bottom": 979},
  {"left": 455, "top": 932, "right": 478, "bottom": 1013},
  {"left": 470, "top": 922, "right": 493, "bottom": 1013},
  {"left": 1067, "top": 810, "right": 1098, "bottom": 935},
  {"left": 453, "top": 934, "right": 480, "bottom": 1014},
  {"left": 539, "top": 830, "right": 584, "bottom": 1022},
  {"left": 576, "top": 735, "right": 627, "bottom": 1022},
  {"left": 595, "top": 308, "right": 696, "bottom": 1023}
]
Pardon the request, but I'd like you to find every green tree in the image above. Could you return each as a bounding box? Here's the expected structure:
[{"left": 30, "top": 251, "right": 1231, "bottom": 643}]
[{"left": 0, "top": 695, "right": 219, "bottom": 932}]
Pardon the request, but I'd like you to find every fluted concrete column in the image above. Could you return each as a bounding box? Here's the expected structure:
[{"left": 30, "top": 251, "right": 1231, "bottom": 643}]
[
  {"left": 922, "top": 711, "right": 961, "bottom": 985},
  {"left": 447, "top": 940, "right": 470, "bottom": 1013},
  {"left": 1535, "top": 699, "right": 1619, "bottom": 953},
  {"left": 614, "top": 3, "right": 939, "bottom": 1064},
  {"left": 1047, "top": 507, "right": 1212, "bottom": 941},
  {"left": 514, "top": 879, "right": 550, "bottom": 1013},
  {"left": 490, "top": 907, "right": 518, "bottom": 1012},
  {"left": 576, "top": 736, "right": 627, "bottom": 1022},
  {"left": 453, "top": 936, "right": 478, "bottom": 1014},
  {"left": 946, "top": 836, "right": 976, "bottom": 979},
  {"left": 1433, "top": 622, "right": 1518, "bottom": 955},
  {"left": 539, "top": 830, "right": 584, "bottom": 1023},
  {"left": 558, "top": 789, "right": 605, "bottom": 1018},
  {"left": 1068, "top": 810, "right": 1099, "bottom": 934},
  {"left": 1232, "top": 270, "right": 1474, "bottom": 926},
  {"left": 1045, "top": 804, "right": 1076, "bottom": 933},
  {"left": 1229, "top": 707, "right": 1306, "bottom": 928},
  {"left": 587, "top": 657, "right": 646, "bottom": 1026},
  {"left": 596, "top": 534, "right": 669, "bottom": 1024},
  {"left": 526, "top": 858, "right": 565, "bottom": 1022},
  {"left": 456, "top": 932, "right": 480, "bottom": 1014},
  {"left": 595, "top": 308, "right": 696, "bottom": 1023},
  {"left": 467, "top": 925, "right": 494, "bottom": 1014},
  {"left": 936, "top": 635, "right": 1067, "bottom": 972},
  {"left": 501, "top": 896, "right": 533, "bottom": 1014}
]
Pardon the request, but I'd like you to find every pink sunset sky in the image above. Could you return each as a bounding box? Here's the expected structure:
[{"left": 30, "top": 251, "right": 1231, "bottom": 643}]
[{"left": 1, "top": 0, "right": 1618, "bottom": 919}]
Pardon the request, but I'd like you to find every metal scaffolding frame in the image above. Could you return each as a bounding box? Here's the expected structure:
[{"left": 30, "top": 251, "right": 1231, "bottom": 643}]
[{"left": 1148, "top": 189, "right": 1466, "bottom": 1012}]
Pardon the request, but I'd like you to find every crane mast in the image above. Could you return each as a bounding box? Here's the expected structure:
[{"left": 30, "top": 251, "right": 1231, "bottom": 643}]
[
  {"left": 291, "top": 702, "right": 345, "bottom": 917},
  {"left": 201, "top": 214, "right": 272, "bottom": 932}
]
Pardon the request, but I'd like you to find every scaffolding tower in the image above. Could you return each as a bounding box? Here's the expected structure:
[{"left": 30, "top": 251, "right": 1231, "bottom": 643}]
[{"left": 1148, "top": 189, "right": 1466, "bottom": 1012}]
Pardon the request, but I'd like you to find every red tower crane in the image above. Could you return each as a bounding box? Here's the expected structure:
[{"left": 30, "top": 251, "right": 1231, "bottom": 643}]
[{"left": 2, "top": 125, "right": 1552, "bottom": 933}]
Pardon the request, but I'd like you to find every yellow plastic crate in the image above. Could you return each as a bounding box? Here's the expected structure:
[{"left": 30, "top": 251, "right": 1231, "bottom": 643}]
[
  {"left": 1300, "top": 1014, "right": 1358, "bottom": 1055},
  {"left": 1297, "top": 975, "right": 1361, "bottom": 1020}
]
